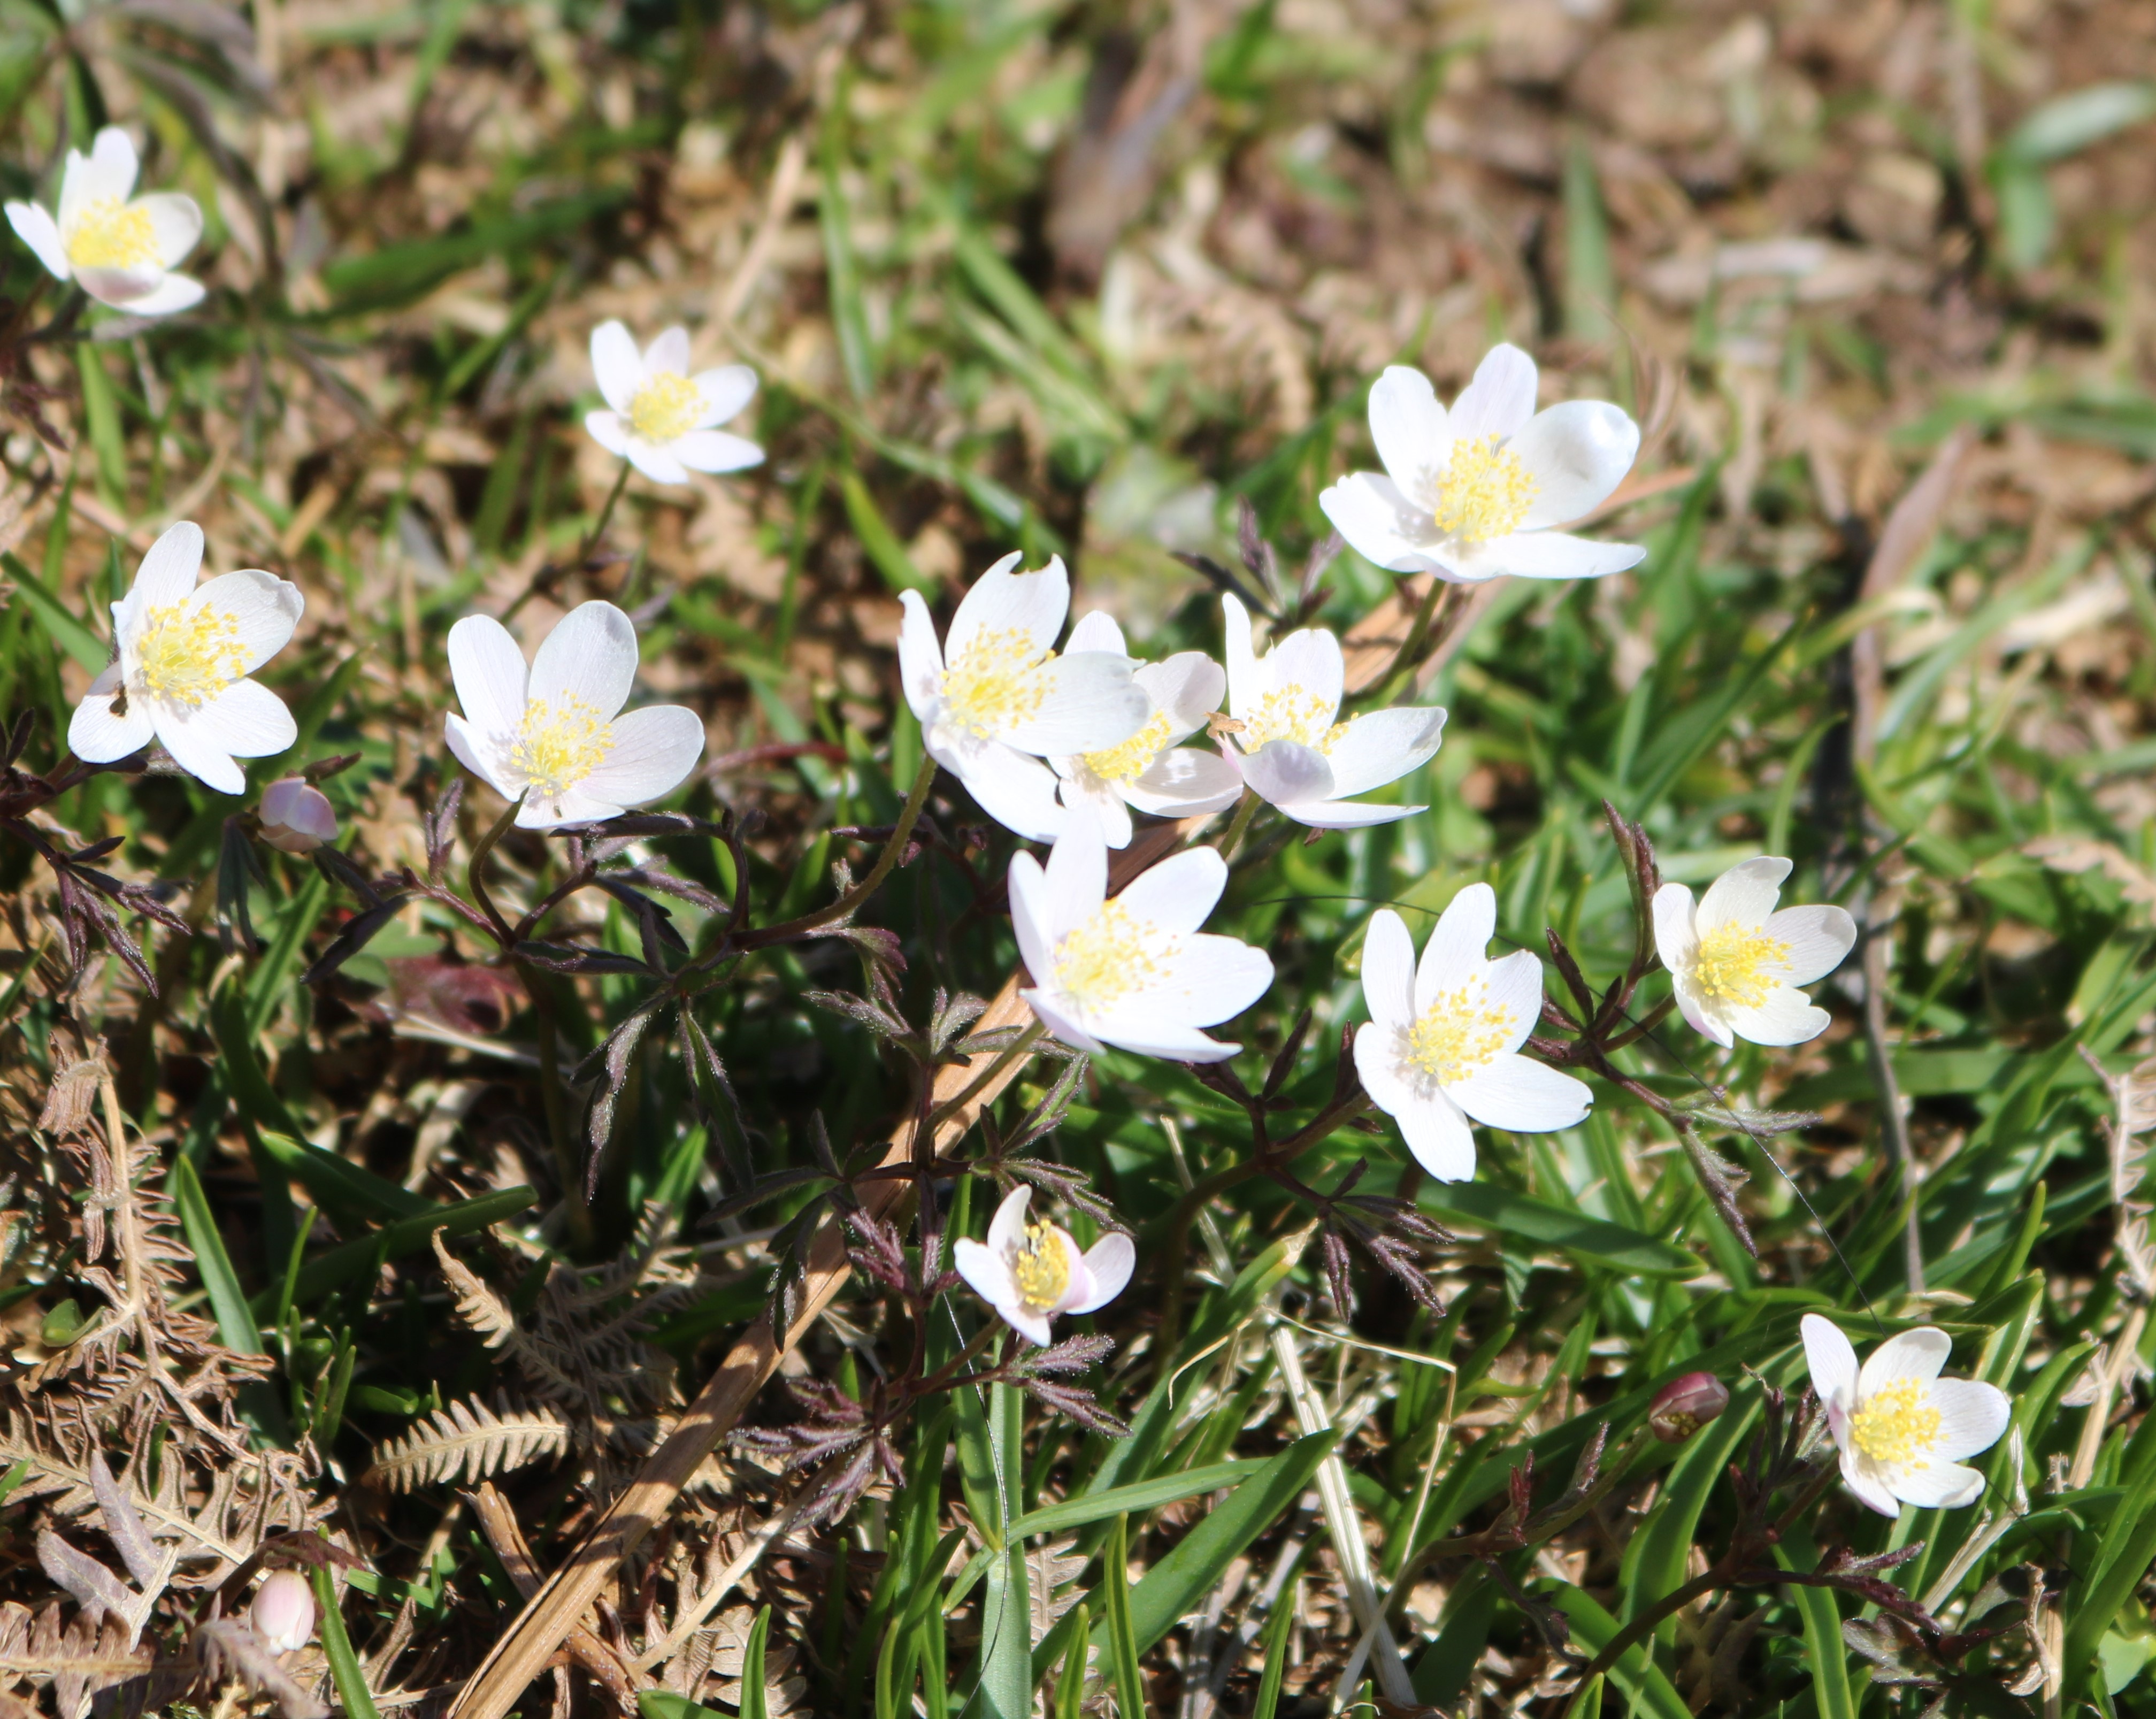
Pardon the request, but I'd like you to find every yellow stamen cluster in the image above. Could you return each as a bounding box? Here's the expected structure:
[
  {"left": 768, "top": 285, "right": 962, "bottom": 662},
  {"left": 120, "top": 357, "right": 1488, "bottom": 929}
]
[
  {"left": 1850, "top": 1378, "right": 1943, "bottom": 1467},
  {"left": 66, "top": 196, "right": 160, "bottom": 270},
  {"left": 511, "top": 694, "right": 615, "bottom": 798},
  {"left": 1691, "top": 923, "right": 1791, "bottom": 1009},
  {"left": 1403, "top": 980, "right": 1516, "bottom": 1084},
  {"left": 1431, "top": 434, "right": 1537, "bottom": 544},
  {"left": 132, "top": 603, "right": 247, "bottom": 709},
  {"left": 1053, "top": 900, "right": 1171, "bottom": 1010},
  {"left": 1009, "top": 1222, "right": 1072, "bottom": 1313},
  {"left": 1083, "top": 710, "right": 1173, "bottom": 784},
  {"left": 628, "top": 372, "right": 705, "bottom": 443},
  {"left": 1239, "top": 685, "right": 1337, "bottom": 752},
  {"left": 941, "top": 626, "right": 1052, "bottom": 739}
]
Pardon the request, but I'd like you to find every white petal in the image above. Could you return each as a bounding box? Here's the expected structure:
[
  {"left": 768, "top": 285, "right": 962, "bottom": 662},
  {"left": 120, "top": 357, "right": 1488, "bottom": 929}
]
[
  {"left": 985, "top": 1185, "right": 1033, "bottom": 1258},
  {"left": 1112, "top": 846, "right": 1227, "bottom": 937},
  {"left": 1765, "top": 903, "right": 1859, "bottom": 986},
  {"left": 945, "top": 739, "right": 1064, "bottom": 842},
  {"left": 1886, "top": 1459, "right": 1985, "bottom": 1509},
  {"left": 520, "top": 786, "right": 622, "bottom": 830},
  {"left": 135, "top": 193, "right": 202, "bottom": 269},
  {"left": 1221, "top": 593, "right": 1259, "bottom": 715},
  {"left": 994, "top": 1299, "right": 1055, "bottom": 1347},
  {"left": 1859, "top": 1327, "right": 1952, "bottom": 1395},
  {"left": 692, "top": 364, "right": 758, "bottom": 426},
  {"left": 1449, "top": 343, "right": 1538, "bottom": 440},
  {"left": 1121, "top": 748, "right": 1241, "bottom": 816},
  {"left": 1042, "top": 804, "right": 1109, "bottom": 937},
  {"left": 948, "top": 552, "right": 1064, "bottom": 666},
  {"left": 1396, "top": 1089, "right": 1477, "bottom": 1181},
  {"left": 1058, "top": 772, "right": 1133, "bottom": 847},
  {"left": 1367, "top": 366, "right": 1448, "bottom": 501},
  {"left": 1265, "top": 628, "right": 1344, "bottom": 722},
  {"left": 1445, "top": 530, "right": 1645, "bottom": 582},
  {"left": 585, "top": 411, "right": 633, "bottom": 458},
  {"left": 188, "top": 570, "right": 304, "bottom": 676},
  {"left": 131, "top": 520, "right": 206, "bottom": 611},
  {"left": 1277, "top": 795, "right": 1421, "bottom": 830},
  {"left": 1239, "top": 739, "right": 1333, "bottom": 810},
  {"left": 1065, "top": 610, "right": 1126, "bottom": 655},
  {"left": 1136, "top": 932, "right": 1274, "bottom": 1027},
  {"left": 1800, "top": 1315, "right": 1861, "bottom": 1417},
  {"left": 643, "top": 326, "right": 690, "bottom": 378},
  {"left": 1360, "top": 909, "right": 1417, "bottom": 1033},
  {"left": 1840, "top": 1448, "right": 1904, "bottom": 1517},
  {"left": 74, "top": 262, "right": 167, "bottom": 308},
  {"left": 1091, "top": 1016, "right": 1241, "bottom": 1063},
  {"left": 6, "top": 202, "right": 71, "bottom": 280},
  {"left": 68, "top": 690, "right": 155, "bottom": 762},
  {"left": 1446, "top": 1052, "right": 1590, "bottom": 1133},
  {"left": 1319, "top": 473, "right": 1457, "bottom": 578},
  {"left": 151, "top": 708, "right": 245, "bottom": 793},
  {"left": 1928, "top": 1379, "right": 2011, "bottom": 1463},
  {"left": 672, "top": 429, "right": 763, "bottom": 473},
  {"left": 1003, "top": 654, "right": 1147, "bottom": 755},
  {"left": 444, "top": 712, "right": 516, "bottom": 799},
  {"left": 172, "top": 677, "right": 296, "bottom": 760},
  {"left": 1723, "top": 985, "right": 1830, "bottom": 1047},
  {"left": 115, "top": 272, "right": 204, "bottom": 316},
  {"left": 1651, "top": 883, "right": 1698, "bottom": 972},
  {"left": 446, "top": 615, "right": 530, "bottom": 749},
  {"left": 530, "top": 600, "right": 639, "bottom": 720},
  {"left": 1021, "top": 986, "right": 1109, "bottom": 1056},
  {"left": 1320, "top": 706, "right": 1445, "bottom": 799},
  {"left": 1417, "top": 882, "right": 1497, "bottom": 1006},
  {"left": 625, "top": 439, "right": 692, "bottom": 485},
  {"left": 1069, "top": 1234, "right": 1134, "bottom": 1313},
  {"left": 63, "top": 129, "right": 139, "bottom": 231},
  {"left": 1479, "top": 948, "right": 1547, "bottom": 1055},
  {"left": 1136, "top": 651, "right": 1224, "bottom": 734},
  {"left": 1008, "top": 851, "right": 1056, "bottom": 984},
  {"left": 1671, "top": 973, "right": 1733, "bottom": 1048},
  {"left": 589, "top": 321, "right": 643, "bottom": 413},
  {"left": 1354, "top": 1020, "right": 1416, "bottom": 1118},
  {"left": 580, "top": 705, "right": 704, "bottom": 807},
  {"left": 954, "top": 1235, "right": 1016, "bottom": 1309},
  {"left": 1513, "top": 402, "right": 1639, "bottom": 530},
  {"left": 1698, "top": 856, "right": 1790, "bottom": 934},
  {"left": 896, "top": 592, "right": 945, "bottom": 720}
]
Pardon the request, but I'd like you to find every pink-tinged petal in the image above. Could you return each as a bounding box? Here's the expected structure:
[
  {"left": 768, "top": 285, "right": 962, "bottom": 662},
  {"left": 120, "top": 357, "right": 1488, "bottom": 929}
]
[
  {"left": 1320, "top": 706, "right": 1445, "bottom": 799},
  {"left": 1367, "top": 366, "right": 1449, "bottom": 501},
  {"left": 624, "top": 439, "right": 692, "bottom": 485},
  {"left": 68, "top": 689, "right": 155, "bottom": 763},
  {"left": 1840, "top": 1448, "right": 1903, "bottom": 1517},
  {"left": 1447, "top": 1052, "right": 1590, "bottom": 1133},
  {"left": 446, "top": 615, "right": 530, "bottom": 750},
  {"left": 1396, "top": 1089, "right": 1477, "bottom": 1182},
  {"left": 985, "top": 1185, "right": 1033, "bottom": 1258},
  {"left": 580, "top": 705, "right": 705, "bottom": 807},
  {"left": 1887, "top": 1459, "right": 1985, "bottom": 1509},
  {"left": 1800, "top": 1315, "right": 1861, "bottom": 1417},
  {"left": 1239, "top": 739, "right": 1333, "bottom": 810},
  {"left": 1444, "top": 530, "right": 1645, "bottom": 582},
  {"left": 1722, "top": 985, "right": 1831, "bottom": 1047},
  {"left": 948, "top": 552, "right": 1064, "bottom": 665},
  {"left": 692, "top": 364, "right": 757, "bottom": 426},
  {"left": 1859, "top": 1327, "right": 1952, "bottom": 1395},
  {"left": 1319, "top": 472, "right": 1459, "bottom": 578},
  {"left": 643, "top": 326, "right": 691, "bottom": 378},
  {"left": 1928, "top": 1379, "right": 2011, "bottom": 1463},
  {"left": 1360, "top": 909, "right": 1417, "bottom": 1033},
  {"left": 1416, "top": 882, "right": 1497, "bottom": 1007},
  {"left": 1119, "top": 748, "right": 1241, "bottom": 818},
  {"left": 1069, "top": 1233, "right": 1134, "bottom": 1312},
  {"left": 118, "top": 273, "right": 205, "bottom": 316},
  {"left": 672, "top": 430, "right": 763, "bottom": 473},
  {"left": 1021, "top": 986, "right": 1108, "bottom": 1056},
  {"left": 445, "top": 712, "right": 516, "bottom": 799},
  {"left": 530, "top": 600, "right": 640, "bottom": 720},
  {"left": 179, "top": 677, "right": 296, "bottom": 760},
  {"left": 74, "top": 262, "right": 165, "bottom": 307},
  {"left": 1066, "top": 610, "right": 1127, "bottom": 655},
  {"left": 1007, "top": 851, "right": 1056, "bottom": 985},
  {"left": 135, "top": 193, "right": 202, "bottom": 269},
  {"left": 1512, "top": 401, "right": 1638, "bottom": 529},
  {"left": 1697, "top": 856, "right": 1790, "bottom": 934},
  {"left": 1136, "top": 651, "right": 1224, "bottom": 735},
  {"left": 1764, "top": 903, "right": 1859, "bottom": 986},
  {"left": 1651, "top": 882, "right": 1698, "bottom": 973},
  {"left": 954, "top": 1235, "right": 1015, "bottom": 1309},
  {"left": 589, "top": 321, "right": 643, "bottom": 413},
  {"left": 896, "top": 590, "right": 945, "bottom": 720},
  {"left": 151, "top": 707, "right": 245, "bottom": 794},
  {"left": 585, "top": 410, "right": 633, "bottom": 458},
  {"left": 1221, "top": 593, "right": 1260, "bottom": 716},
  {"left": 6, "top": 202, "right": 71, "bottom": 280},
  {"left": 1478, "top": 948, "right": 1547, "bottom": 1055},
  {"left": 1112, "top": 845, "right": 1227, "bottom": 937},
  {"left": 1449, "top": 343, "right": 1539, "bottom": 440}
]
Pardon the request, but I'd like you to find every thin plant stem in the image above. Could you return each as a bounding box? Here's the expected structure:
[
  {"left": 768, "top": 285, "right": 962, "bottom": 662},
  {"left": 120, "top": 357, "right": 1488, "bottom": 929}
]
[
  {"left": 1217, "top": 789, "right": 1260, "bottom": 863},
  {"left": 741, "top": 755, "right": 938, "bottom": 947},
  {"left": 465, "top": 797, "right": 523, "bottom": 947},
  {"left": 926, "top": 1019, "right": 1046, "bottom": 1135}
]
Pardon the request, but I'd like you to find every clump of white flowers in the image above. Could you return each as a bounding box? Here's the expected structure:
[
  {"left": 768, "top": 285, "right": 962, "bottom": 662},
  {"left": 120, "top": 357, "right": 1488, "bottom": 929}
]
[
  {"left": 1801, "top": 1315, "right": 2012, "bottom": 1516},
  {"left": 584, "top": 321, "right": 762, "bottom": 485},
  {"left": 956, "top": 1185, "right": 1134, "bottom": 1346},
  {"left": 5, "top": 127, "right": 206, "bottom": 315},
  {"left": 1653, "top": 857, "right": 1857, "bottom": 1048}
]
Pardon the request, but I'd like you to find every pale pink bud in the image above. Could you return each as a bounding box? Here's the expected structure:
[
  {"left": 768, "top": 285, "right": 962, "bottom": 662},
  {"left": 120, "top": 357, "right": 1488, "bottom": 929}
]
[
  {"left": 258, "top": 778, "right": 338, "bottom": 854},
  {"left": 249, "top": 1569, "right": 316, "bottom": 1652},
  {"left": 1648, "top": 1372, "right": 1729, "bottom": 1443}
]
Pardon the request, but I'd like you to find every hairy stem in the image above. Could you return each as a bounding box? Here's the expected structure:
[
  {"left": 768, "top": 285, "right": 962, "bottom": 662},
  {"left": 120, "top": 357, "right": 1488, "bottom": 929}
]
[{"left": 926, "top": 1020, "right": 1047, "bottom": 1135}]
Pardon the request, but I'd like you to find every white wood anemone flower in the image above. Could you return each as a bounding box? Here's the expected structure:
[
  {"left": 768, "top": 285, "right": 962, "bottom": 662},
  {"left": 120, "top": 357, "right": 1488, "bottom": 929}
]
[
  {"left": 444, "top": 600, "right": 705, "bottom": 830},
  {"left": 899, "top": 555, "right": 1149, "bottom": 841},
  {"left": 68, "top": 522, "right": 303, "bottom": 795},
  {"left": 955, "top": 1185, "right": 1135, "bottom": 1347},
  {"left": 1653, "top": 857, "right": 1858, "bottom": 1048},
  {"left": 1353, "top": 886, "right": 1591, "bottom": 1181},
  {"left": 1800, "top": 1314, "right": 2012, "bottom": 1516},
  {"left": 1318, "top": 344, "right": 1643, "bottom": 584},
  {"left": 1010, "top": 807, "right": 1272, "bottom": 1063},
  {"left": 1049, "top": 611, "right": 1242, "bottom": 848},
  {"left": 1221, "top": 594, "right": 1445, "bottom": 829},
  {"left": 584, "top": 321, "right": 762, "bottom": 485},
  {"left": 4, "top": 128, "right": 205, "bottom": 314}
]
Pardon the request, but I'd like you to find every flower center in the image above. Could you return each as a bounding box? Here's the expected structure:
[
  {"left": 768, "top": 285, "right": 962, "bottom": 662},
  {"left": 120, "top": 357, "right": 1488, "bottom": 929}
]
[
  {"left": 941, "top": 626, "right": 1052, "bottom": 740},
  {"left": 1430, "top": 434, "right": 1537, "bottom": 544},
  {"left": 67, "top": 196, "right": 160, "bottom": 270},
  {"left": 1402, "top": 979, "right": 1517, "bottom": 1085},
  {"left": 1083, "top": 710, "right": 1174, "bottom": 784},
  {"left": 132, "top": 602, "right": 247, "bottom": 709},
  {"left": 510, "top": 694, "right": 615, "bottom": 799},
  {"left": 628, "top": 372, "right": 704, "bottom": 443},
  {"left": 1691, "top": 923, "right": 1792, "bottom": 1009},
  {"left": 1850, "top": 1378, "right": 1943, "bottom": 1467},
  {"left": 1051, "top": 899, "right": 1173, "bottom": 1010},
  {"left": 1239, "top": 686, "right": 1345, "bottom": 753},
  {"left": 1009, "top": 1222, "right": 1071, "bottom": 1314}
]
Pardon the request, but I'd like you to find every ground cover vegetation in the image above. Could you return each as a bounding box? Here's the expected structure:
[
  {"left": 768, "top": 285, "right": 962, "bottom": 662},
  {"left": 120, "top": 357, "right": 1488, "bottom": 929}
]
[{"left": 0, "top": 0, "right": 2152, "bottom": 1715}]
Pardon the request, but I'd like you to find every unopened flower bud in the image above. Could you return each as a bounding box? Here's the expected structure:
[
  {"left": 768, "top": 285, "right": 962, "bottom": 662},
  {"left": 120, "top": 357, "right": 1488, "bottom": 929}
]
[
  {"left": 258, "top": 778, "right": 338, "bottom": 855},
  {"left": 249, "top": 1569, "right": 316, "bottom": 1652},
  {"left": 1648, "top": 1372, "right": 1729, "bottom": 1443}
]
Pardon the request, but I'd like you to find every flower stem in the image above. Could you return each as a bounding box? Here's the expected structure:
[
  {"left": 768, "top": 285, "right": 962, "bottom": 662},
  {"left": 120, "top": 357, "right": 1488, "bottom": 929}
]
[
  {"left": 465, "top": 797, "right": 523, "bottom": 948},
  {"left": 581, "top": 461, "right": 632, "bottom": 564},
  {"left": 1217, "top": 789, "right": 1260, "bottom": 863},
  {"left": 740, "top": 755, "right": 938, "bottom": 947},
  {"left": 926, "top": 1019, "right": 1047, "bottom": 1135}
]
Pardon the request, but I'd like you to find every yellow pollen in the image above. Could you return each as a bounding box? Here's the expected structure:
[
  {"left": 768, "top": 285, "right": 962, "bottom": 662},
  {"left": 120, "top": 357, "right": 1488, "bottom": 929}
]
[
  {"left": 1052, "top": 899, "right": 1173, "bottom": 1010},
  {"left": 510, "top": 694, "right": 614, "bottom": 799},
  {"left": 1009, "top": 1223, "right": 1071, "bottom": 1313},
  {"left": 1239, "top": 686, "right": 1338, "bottom": 751},
  {"left": 132, "top": 602, "right": 247, "bottom": 709},
  {"left": 1083, "top": 710, "right": 1173, "bottom": 783},
  {"left": 627, "top": 372, "right": 705, "bottom": 443},
  {"left": 1691, "top": 923, "right": 1791, "bottom": 1009},
  {"left": 1431, "top": 434, "right": 1537, "bottom": 544},
  {"left": 1850, "top": 1378, "right": 1942, "bottom": 1467},
  {"left": 66, "top": 196, "right": 160, "bottom": 270},
  {"left": 942, "top": 626, "right": 1053, "bottom": 739},
  {"left": 1402, "top": 980, "right": 1516, "bottom": 1084}
]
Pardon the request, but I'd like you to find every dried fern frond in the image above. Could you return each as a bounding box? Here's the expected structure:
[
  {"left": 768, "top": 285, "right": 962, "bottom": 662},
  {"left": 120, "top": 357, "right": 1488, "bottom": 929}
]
[{"left": 363, "top": 1396, "right": 572, "bottom": 1493}]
